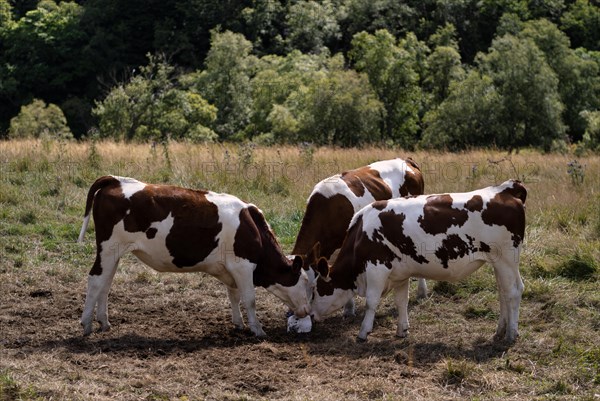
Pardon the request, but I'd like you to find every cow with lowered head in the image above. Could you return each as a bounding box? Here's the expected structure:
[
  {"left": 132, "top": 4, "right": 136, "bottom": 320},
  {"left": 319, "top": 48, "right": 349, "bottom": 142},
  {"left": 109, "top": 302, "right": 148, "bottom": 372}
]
[
  {"left": 78, "top": 176, "right": 313, "bottom": 337},
  {"left": 292, "top": 157, "right": 428, "bottom": 310},
  {"left": 310, "top": 180, "right": 527, "bottom": 343}
]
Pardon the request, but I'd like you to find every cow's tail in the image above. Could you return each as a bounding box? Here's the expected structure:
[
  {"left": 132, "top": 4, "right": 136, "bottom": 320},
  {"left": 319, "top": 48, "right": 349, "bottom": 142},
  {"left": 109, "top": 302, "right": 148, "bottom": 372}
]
[
  {"left": 404, "top": 157, "right": 421, "bottom": 172},
  {"left": 78, "top": 176, "right": 120, "bottom": 243}
]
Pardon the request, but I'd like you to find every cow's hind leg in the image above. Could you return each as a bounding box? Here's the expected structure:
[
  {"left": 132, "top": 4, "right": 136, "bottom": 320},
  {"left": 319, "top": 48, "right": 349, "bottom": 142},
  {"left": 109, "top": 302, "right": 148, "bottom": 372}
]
[
  {"left": 394, "top": 279, "right": 410, "bottom": 338},
  {"left": 491, "top": 255, "right": 524, "bottom": 343},
  {"left": 226, "top": 287, "right": 244, "bottom": 330},
  {"left": 81, "top": 242, "right": 124, "bottom": 335}
]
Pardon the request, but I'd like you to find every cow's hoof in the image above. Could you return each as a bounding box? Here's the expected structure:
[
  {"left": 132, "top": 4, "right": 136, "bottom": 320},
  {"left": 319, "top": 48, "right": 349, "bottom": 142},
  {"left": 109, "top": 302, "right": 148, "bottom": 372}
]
[
  {"left": 99, "top": 322, "right": 111, "bottom": 332},
  {"left": 356, "top": 336, "right": 368, "bottom": 343},
  {"left": 343, "top": 309, "right": 356, "bottom": 318},
  {"left": 81, "top": 321, "right": 93, "bottom": 336},
  {"left": 250, "top": 324, "right": 266, "bottom": 337}
]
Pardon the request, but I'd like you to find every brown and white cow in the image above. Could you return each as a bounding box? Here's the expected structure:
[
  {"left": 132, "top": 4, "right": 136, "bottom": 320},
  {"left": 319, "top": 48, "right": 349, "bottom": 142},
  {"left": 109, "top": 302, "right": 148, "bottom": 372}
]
[
  {"left": 292, "top": 157, "right": 428, "bottom": 309},
  {"left": 77, "top": 176, "right": 312, "bottom": 337},
  {"left": 310, "top": 180, "right": 527, "bottom": 342}
]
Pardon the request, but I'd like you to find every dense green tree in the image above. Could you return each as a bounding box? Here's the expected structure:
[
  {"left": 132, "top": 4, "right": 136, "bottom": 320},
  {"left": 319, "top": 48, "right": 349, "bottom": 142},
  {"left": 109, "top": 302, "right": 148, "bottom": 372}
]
[
  {"left": 93, "top": 55, "right": 217, "bottom": 142},
  {"left": 2, "top": 1, "right": 90, "bottom": 99},
  {"left": 0, "top": 0, "right": 598, "bottom": 149},
  {"left": 1, "top": 0, "right": 91, "bottom": 135},
  {"left": 421, "top": 71, "right": 504, "bottom": 150},
  {"left": 519, "top": 19, "right": 600, "bottom": 140},
  {"left": 285, "top": 0, "right": 342, "bottom": 53},
  {"left": 580, "top": 110, "right": 600, "bottom": 151},
  {"left": 425, "top": 24, "right": 465, "bottom": 105},
  {"left": 478, "top": 34, "right": 565, "bottom": 149},
  {"left": 0, "top": 0, "right": 13, "bottom": 28},
  {"left": 350, "top": 29, "right": 422, "bottom": 147},
  {"left": 241, "top": 0, "right": 286, "bottom": 55},
  {"left": 341, "top": 0, "right": 417, "bottom": 42},
  {"left": 9, "top": 98, "right": 73, "bottom": 139},
  {"left": 247, "top": 51, "right": 331, "bottom": 140},
  {"left": 289, "top": 60, "right": 384, "bottom": 146},
  {"left": 561, "top": 0, "right": 600, "bottom": 51},
  {"left": 188, "top": 30, "right": 256, "bottom": 140}
]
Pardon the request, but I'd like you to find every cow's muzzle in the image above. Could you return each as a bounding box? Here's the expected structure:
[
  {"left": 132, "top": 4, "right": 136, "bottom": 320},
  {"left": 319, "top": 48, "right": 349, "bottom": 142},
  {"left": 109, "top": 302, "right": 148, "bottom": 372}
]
[{"left": 294, "top": 304, "right": 310, "bottom": 318}]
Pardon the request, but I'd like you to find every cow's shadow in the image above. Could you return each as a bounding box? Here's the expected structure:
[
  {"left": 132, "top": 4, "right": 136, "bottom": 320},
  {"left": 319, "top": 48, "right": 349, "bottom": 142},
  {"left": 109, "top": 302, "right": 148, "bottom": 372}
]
[{"left": 35, "top": 329, "right": 509, "bottom": 367}]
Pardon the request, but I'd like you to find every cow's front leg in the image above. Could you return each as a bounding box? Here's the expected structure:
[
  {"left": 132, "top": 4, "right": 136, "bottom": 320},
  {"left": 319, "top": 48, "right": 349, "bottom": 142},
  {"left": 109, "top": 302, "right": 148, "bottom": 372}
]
[
  {"left": 357, "top": 265, "right": 388, "bottom": 341},
  {"left": 230, "top": 262, "right": 266, "bottom": 337},
  {"left": 226, "top": 287, "right": 244, "bottom": 330},
  {"left": 394, "top": 279, "right": 410, "bottom": 338},
  {"left": 492, "top": 258, "right": 524, "bottom": 343}
]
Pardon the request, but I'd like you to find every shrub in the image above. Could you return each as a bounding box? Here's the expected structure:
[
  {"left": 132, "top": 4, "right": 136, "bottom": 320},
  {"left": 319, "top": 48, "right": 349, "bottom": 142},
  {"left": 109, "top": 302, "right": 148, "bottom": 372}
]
[{"left": 8, "top": 99, "right": 73, "bottom": 140}]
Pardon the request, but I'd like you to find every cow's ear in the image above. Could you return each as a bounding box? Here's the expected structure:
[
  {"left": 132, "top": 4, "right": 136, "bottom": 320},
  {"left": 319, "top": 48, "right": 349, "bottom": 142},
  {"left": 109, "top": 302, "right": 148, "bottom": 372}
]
[
  {"left": 308, "top": 242, "right": 321, "bottom": 263},
  {"left": 292, "top": 255, "right": 304, "bottom": 271},
  {"left": 316, "top": 257, "right": 330, "bottom": 280}
]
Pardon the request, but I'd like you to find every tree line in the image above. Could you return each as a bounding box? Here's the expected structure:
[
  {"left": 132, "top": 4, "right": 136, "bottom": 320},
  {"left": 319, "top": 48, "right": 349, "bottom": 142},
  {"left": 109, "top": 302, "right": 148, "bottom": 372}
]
[{"left": 1, "top": 0, "right": 599, "bottom": 151}]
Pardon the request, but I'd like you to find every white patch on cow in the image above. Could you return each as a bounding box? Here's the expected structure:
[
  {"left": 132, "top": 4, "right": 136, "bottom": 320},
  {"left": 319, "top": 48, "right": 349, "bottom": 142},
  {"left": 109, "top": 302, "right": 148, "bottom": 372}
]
[
  {"left": 129, "top": 213, "right": 176, "bottom": 271},
  {"left": 113, "top": 176, "right": 146, "bottom": 199},
  {"left": 369, "top": 158, "right": 412, "bottom": 197}
]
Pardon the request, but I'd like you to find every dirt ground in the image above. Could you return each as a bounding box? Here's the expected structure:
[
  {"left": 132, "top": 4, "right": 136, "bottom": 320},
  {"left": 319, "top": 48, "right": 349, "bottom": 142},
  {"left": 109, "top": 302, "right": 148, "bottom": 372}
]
[{"left": 1, "top": 253, "right": 562, "bottom": 401}]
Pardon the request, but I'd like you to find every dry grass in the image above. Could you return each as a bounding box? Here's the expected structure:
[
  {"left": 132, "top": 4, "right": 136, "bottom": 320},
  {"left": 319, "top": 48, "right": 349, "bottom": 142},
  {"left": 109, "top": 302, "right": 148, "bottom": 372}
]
[{"left": 1, "top": 139, "right": 599, "bottom": 400}]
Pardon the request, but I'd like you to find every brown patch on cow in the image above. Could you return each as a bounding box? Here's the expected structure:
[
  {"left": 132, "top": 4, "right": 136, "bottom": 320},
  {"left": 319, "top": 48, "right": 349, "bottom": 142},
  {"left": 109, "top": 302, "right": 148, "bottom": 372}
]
[
  {"left": 480, "top": 241, "right": 491, "bottom": 253},
  {"left": 90, "top": 182, "right": 223, "bottom": 272},
  {"left": 418, "top": 195, "right": 469, "bottom": 235},
  {"left": 435, "top": 234, "right": 474, "bottom": 269},
  {"left": 235, "top": 206, "right": 301, "bottom": 288},
  {"left": 399, "top": 161, "right": 425, "bottom": 197},
  {"left": 88, "top": 177, "right": 131, "bottom": 275},
  {"left": 372, "top": 200, "right": 388, "bottom": 211},
  {"left": 341, "top": 167, "right": 392, "bottom": 199},
  {"left": 465, "top": 195, "right": 484, "bottom": 212},
  {"left": 292, "top": 193, "right": 354, "bottom": 259},
  {"left": 146, "top": 228, "right": 158, "bottom": 239},
  {"left": 90, "top": 256, "right": 103, "bottom": 276},
  {"left": 121, "top": 185, "right": 222, "bottom": 268},
  {"left": 377, "top": 210, "right": 428, "bottom": 265},
  {"left": 481, "top": 187, "right": 526, "bottom": 248},
  {"left": 316, "top": 214, "right": 397, "bottom": 296}
]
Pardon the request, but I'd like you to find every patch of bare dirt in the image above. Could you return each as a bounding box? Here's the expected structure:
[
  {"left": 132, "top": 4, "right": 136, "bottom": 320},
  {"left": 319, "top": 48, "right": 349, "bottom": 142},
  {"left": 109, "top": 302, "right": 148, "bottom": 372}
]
[{"left": 1, "top": 269, "right": 523, "bottom": 401}]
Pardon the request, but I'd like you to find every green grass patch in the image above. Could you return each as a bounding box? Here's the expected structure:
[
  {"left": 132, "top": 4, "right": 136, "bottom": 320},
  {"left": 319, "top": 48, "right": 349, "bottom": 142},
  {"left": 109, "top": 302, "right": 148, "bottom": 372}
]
[
  {"left": 556, "top": 251, "right": 598, "bottom": 281},
  {"left": 0, "top": 370, "right": 39, "bottom": 400}
]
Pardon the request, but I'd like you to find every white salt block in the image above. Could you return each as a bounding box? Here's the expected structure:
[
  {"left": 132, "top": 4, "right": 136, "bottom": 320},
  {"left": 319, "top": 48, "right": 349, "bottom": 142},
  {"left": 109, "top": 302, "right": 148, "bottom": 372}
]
[{"left": 287, "top": 315, "right": 312, "bottom": 333}]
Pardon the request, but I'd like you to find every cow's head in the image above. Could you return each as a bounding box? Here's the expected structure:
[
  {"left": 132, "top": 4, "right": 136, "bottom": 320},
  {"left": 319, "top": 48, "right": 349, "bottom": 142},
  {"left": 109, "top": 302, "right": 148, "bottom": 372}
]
[
  {"left": 282, "top": 242, "right": 324, "bottom": 318},
  {"left": 266, "top": 255, "right": 316, "bottom": 318},
  {"left": 299, "top": 244, "right": 353, "bottom": 322}
]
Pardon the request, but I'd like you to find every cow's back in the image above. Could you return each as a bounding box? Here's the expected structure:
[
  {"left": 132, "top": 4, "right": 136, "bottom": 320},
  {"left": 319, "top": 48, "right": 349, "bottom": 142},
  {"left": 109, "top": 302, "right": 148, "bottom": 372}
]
[
  {"left": 344, "top": 180, "right": 526, "bottom": 282},
  {"left": 292, "top": 158, "right": 424, "bottom": 258}
]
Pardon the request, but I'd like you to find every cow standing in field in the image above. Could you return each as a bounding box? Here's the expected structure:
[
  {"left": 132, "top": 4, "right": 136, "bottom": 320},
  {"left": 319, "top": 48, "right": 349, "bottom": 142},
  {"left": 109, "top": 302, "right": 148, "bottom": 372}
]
[
  {"left": 310, "top": 180, "right": 527, "bottom": 342},
  {"left": 78, "top": 176, "right": 313, "bottom": 337},
  {"left": 292, "top": 157, "right": 428, "bottom": 312}
]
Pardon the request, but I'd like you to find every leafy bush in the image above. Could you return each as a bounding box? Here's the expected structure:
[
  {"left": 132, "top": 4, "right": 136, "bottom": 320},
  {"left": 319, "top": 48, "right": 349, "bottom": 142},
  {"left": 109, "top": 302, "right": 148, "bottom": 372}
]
[
  {"left": 8, "top": 99, "right": 73, "bottom": 140},
  {"left": 93, "top": 55, "right": 217, "bottom": 142}
]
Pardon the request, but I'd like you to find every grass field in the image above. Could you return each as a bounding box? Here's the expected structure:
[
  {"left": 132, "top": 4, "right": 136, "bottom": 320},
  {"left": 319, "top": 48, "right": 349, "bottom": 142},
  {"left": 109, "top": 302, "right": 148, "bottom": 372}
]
[{"left": 1, "top": 139, "right": 599, "bottom": 400}]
